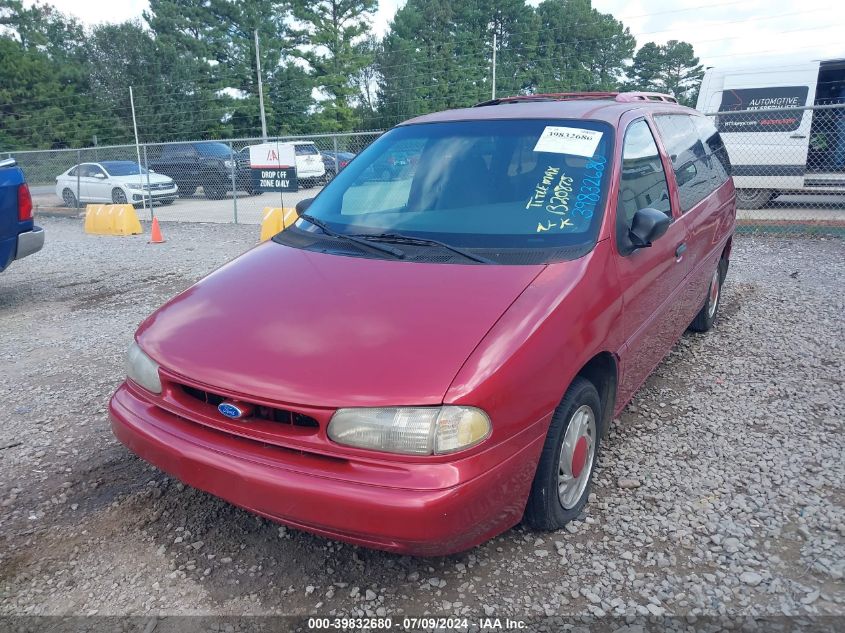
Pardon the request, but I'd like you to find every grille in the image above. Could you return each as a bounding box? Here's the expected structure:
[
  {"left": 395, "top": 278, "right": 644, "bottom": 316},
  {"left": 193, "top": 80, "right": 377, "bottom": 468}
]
[{"left": 181, "top": 385, "right": 319, "bottom": 428}]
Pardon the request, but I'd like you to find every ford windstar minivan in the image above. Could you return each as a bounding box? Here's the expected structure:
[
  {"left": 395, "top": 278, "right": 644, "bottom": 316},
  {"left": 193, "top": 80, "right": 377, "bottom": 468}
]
[{"left": 110, "top": 92, "right": 736, "bottom": 555}]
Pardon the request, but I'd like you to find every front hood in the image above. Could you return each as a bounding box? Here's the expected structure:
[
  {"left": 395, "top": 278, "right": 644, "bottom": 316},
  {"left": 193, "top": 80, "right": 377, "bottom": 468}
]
[{"left": 137, "top": 243, "right": 544, "bottom": 407}]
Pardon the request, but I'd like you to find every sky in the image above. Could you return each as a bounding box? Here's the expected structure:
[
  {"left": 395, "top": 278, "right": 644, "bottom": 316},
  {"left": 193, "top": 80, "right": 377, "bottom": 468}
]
[{"left": 39, "top": 0, "right": 845, "bottom": 68}]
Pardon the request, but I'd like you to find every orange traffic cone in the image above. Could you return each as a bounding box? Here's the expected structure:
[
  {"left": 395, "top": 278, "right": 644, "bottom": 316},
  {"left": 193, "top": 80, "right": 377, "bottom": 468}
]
[{"left": 149, "top": 217, "right": 165, "bottom": 244}]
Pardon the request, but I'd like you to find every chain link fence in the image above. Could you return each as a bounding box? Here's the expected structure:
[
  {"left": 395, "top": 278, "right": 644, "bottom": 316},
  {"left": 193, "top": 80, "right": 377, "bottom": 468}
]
[
  {"left": 7, "top": 131, "right": 383, "bottom": 226},
  {"left": 704, "top": 103, "right": 845, "bottom": 235},
  {"left": 6, "top": 105, "right": 845, "bottom": 235}
]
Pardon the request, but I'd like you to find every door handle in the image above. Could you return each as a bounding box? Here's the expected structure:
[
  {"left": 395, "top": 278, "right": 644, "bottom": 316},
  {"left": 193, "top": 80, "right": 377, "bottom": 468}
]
[
  {"left": 675, "top": 243, "right": 687, "bottom": 259},
  {"left": 790, "top": 134, "right": 807, "bottom": 139}
]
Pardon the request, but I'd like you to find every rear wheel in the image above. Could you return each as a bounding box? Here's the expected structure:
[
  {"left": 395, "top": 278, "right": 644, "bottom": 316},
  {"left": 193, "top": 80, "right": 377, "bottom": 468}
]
[
  {"left": 525, "top": 377, "right": 602, "bottom": 530},
  {"left": 735, "top": 188, "right": 773, "bottom": 210},
  {"left": 178, "top": 184, "right": 197, "bottom": 196},
  {"left": 690, "top": 259, "right": 727, "bottom": 332},
  {"left": 112, "top": 188, "right": 128, "bottom": 204},
  {"left": 62, "top": 188, "right": 77, "bottom": 207}
]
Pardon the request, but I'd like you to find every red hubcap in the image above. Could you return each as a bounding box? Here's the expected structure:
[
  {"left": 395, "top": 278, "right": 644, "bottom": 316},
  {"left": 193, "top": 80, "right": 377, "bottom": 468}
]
[{"left": 571, "top": 436, "right": 588, "bottom": 478}]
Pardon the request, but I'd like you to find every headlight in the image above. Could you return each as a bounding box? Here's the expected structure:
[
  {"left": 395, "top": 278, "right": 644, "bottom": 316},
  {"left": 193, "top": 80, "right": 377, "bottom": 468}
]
[
  {"left": 328, "top": 406, "right": 491, "bottom": 455},
  {"left": 126, "top": 342, "right": 162, "bottom": 394},
  {"left": 223, "top": 159, "right": 235, "bottom": 169},
  {"left": 128, "top": 184, "right": 145, "bottom": 190}
]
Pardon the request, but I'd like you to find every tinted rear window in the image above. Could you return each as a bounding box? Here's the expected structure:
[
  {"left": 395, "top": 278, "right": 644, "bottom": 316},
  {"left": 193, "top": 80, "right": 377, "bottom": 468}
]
[
  {"left": 653, "top": 114, "right": 729, "bottom": 212},
  {"left": 295, "top": 144, "right": 319, "bottom": 155}
]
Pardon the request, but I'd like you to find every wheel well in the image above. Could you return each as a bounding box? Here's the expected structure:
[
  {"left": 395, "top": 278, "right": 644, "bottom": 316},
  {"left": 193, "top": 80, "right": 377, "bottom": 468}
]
[{"left": 576, "top": 352, "right": 617, "bottom": 437}]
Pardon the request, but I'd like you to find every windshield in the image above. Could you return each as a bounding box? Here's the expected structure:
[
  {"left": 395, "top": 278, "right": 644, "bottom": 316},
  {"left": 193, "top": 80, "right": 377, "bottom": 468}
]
[
  {"left": 287, "top": 119, "right": 613, "bottom": 264},
  {"left": 196, "top": 143, "right": 232, "bottom": 158},
  {"left": 101, "top": 161, "right": 148, "bottom": 176},
  {"left": 295, "top": 144, "right": 319, "bottom": 156}
]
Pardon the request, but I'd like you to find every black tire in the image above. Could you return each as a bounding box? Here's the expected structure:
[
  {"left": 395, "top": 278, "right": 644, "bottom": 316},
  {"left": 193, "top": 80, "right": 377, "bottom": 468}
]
[
  {"left": 735, "top": 188, "right": 773, "bottom": 210},
  {"left": 203, "top": 181, "right": 226, "bottom": 200},
  {"left": 178, "top": 184, "right": 197, "bottom": 196},
  {"left": 159, "top": 199, "right": 175, "bottom": 205},
  {"left": 690, "top": 259, "right": 727, "bottom": 333},
  {"left": 112, "top": 188, "right": 128, "bottom": 204},
  {"left": 324, "top": 170, "right": 335, "bottom": 184},
  {"left": 62, "top": 188, "right": 78, "bottom": 208},
  {"left": 525, "top": 377, "right": 602, "bottom": 530}
]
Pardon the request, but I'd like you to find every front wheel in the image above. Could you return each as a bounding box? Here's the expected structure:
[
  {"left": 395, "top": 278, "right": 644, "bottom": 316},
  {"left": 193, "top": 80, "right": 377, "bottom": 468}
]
[
  {"left": 525, "top": 377, "right": 602, "bottom": 530},
  {"left": 112, "top": 188, "right": 128, "bottom": 204},
  {"left": 62, "top": 188, "right": 78, "bottom": 207},
  {"left": 735, "top": 188, "right": 773, "bottom": 210}
]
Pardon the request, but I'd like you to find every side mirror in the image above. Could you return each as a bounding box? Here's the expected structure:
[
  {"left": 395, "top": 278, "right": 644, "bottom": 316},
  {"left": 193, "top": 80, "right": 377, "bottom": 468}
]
[
  {"left": 94, "top": 173, "right": 106, "bottom": 179},
  {"left": 296, "top": 197, "right": 314, "bottom": 214},
  {"left": 628, "top": 208, "right": 671, "bottom": 250}
]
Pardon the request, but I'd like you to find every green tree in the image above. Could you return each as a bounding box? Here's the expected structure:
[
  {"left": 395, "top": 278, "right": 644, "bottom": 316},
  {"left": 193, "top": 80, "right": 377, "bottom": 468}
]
[
  {"left": 533, "top": 0, "right": 634, "bottom": 93},
  {"left": 377, "top": 0, "right": 536, "bottom": 125},
  {"left": 290, "top": 0, "right": 378, "bottom": 131},
  {"left": 266, "top": 63, "right": 316, "bottom": 135},
  {"left": 377, "top": 0, "right": 460, "bottom": 124},
  {"left": 144, "top": 0, "right": 294, "bottom": 138},
  {"left": 0, "top": 1, "right": 105, "bottom": 149},
  {"left": 86, "top": 21, "right": 212, "bottom": 144},
  {"left": 627, "top": 40, "right": 703, "bottom": 106}
]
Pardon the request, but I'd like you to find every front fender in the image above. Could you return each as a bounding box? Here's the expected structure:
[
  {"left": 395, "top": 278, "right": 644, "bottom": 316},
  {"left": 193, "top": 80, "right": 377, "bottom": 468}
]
[{"left": 444, "top": 238, "right": 623, "bottom": 447}]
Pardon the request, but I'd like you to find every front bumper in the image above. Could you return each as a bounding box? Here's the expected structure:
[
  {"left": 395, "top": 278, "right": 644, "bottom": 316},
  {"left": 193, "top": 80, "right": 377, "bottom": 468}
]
[
  {"left": 15, "top": 226, "right": 45, "bottom": 260},
  {"left": 130, "top": 189, "right": 179, "bottom": 203},
  {"left": 109, "top": 382, "right": 544, "bottom": 555}
]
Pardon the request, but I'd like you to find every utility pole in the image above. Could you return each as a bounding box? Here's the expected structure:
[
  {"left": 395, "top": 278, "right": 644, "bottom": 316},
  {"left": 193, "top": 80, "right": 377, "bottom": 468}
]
[
  {"left": 491, "top": 32, "right": 497, "bottom": 100},
  {"left": 254, "top": 29, "right": 268, "bottom": 140},
  {"left": 129, "top": 86, "right": 148, "bottom": 217}
]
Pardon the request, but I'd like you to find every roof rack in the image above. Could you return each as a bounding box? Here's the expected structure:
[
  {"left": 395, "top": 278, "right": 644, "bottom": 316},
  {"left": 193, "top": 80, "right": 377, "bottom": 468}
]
[{"left": 474, "top": 91, "right": 678, "bottom": 107}]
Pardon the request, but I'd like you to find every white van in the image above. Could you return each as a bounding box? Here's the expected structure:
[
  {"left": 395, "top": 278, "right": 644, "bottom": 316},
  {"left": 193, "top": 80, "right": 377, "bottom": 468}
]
[{"left": 696, "top": 57, "right": 845, "bottom": 208}]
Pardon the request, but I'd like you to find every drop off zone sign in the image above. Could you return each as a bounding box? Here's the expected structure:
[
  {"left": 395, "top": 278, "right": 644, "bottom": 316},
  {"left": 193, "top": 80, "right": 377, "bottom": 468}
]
[{"left": 248, "top": 143, "right": 299, "bottom": 191}]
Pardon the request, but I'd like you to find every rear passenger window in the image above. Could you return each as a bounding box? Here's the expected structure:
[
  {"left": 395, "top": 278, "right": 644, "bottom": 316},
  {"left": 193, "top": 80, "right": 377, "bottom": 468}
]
[
  {"left": 692, "top": 116, "right": 732, "bottom": 183},
  {"left": 654, "top": 114, "right": 730, "bottom": 213},
  {"left": 616, "top": 120, "right": 672, "bottom": 244}
]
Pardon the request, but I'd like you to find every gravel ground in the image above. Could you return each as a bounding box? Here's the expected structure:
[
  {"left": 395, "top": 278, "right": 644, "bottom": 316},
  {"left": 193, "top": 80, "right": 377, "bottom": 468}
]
[{"left": 0, "top": 218, "right": 843, "bottom": 625}]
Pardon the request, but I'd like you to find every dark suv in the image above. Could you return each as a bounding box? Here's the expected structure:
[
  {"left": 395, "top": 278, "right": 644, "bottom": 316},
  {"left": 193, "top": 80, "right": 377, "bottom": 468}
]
[{"left": 149, "top": 142, "right": 259, "bottom": 199}]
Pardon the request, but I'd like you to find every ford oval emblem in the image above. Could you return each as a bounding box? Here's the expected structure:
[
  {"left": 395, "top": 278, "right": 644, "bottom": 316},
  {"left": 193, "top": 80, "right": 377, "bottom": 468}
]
[{"left": 218, "top": 402, "right": 246, "bottom": 419}]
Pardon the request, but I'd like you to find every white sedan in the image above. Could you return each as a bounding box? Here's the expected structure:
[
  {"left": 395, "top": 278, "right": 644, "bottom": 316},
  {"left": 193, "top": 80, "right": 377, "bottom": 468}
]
[{"left": 56, "top": 161, "right": 179, "bottom": 207}]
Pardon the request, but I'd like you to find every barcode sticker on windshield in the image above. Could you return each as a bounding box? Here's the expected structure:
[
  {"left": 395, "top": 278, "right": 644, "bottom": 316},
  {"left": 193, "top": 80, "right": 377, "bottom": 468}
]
[{"left": 533, "top": 126, "right": 603, "bottom": 157}]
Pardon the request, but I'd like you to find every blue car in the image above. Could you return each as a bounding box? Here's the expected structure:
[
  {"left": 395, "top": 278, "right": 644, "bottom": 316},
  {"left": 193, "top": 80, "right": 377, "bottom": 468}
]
[{"left": 0, "top": 157, "right": 44, "bottom": 273}]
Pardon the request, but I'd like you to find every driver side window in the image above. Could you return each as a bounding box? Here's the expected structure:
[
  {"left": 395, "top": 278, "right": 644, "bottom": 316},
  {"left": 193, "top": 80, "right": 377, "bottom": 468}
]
[{"left": 616, "top": 120, "right": 672, "bottom": 242}]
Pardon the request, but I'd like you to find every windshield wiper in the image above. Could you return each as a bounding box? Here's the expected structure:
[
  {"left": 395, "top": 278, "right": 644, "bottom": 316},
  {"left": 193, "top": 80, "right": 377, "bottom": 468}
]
[
  {"left": 351, "top": 232, "right": 496, "bottom": 264},
  {"left": 297, "top": 214, "right": 405, "bottom": 259}
]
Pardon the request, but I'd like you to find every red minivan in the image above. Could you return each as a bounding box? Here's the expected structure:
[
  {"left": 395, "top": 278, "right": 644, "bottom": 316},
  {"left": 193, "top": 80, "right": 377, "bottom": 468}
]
[{"left": 110, "top": 92, "right": 736, "bottom": 556}]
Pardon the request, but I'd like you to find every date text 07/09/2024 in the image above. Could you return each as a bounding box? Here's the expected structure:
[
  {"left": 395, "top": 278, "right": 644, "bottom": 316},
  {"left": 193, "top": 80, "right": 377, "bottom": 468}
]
[{"left": 306, "top": 617, "right": 528, "bottom": 630}]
